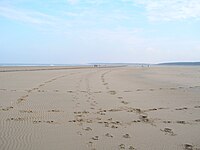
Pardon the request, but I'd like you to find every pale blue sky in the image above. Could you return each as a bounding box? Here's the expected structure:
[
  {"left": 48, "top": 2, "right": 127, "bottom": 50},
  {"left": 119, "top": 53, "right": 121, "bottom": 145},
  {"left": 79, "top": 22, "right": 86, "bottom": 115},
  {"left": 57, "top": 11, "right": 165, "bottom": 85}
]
[{"left": 0, "top": 0, "right": 200, "bottom": 64}]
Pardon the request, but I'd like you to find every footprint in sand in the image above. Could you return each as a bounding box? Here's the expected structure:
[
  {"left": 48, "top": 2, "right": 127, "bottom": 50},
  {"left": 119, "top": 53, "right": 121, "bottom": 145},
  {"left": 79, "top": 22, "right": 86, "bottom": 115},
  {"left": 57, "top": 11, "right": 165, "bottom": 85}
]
[
  {"left": 184, "top": 144, "right": 193, "bottom": 150},
  {"left": 98, "top": 121, "right": 103, "bottom": 124},
  {"left": 194, "top": 119, "right": 200, "bottom": 122},
  {"left": 175, "top": 107, "right": 188, "bottom": 110},
  {"left": 107, "top": 118, "right": 112, "bottom": 121},
  {"left": 17, "top": 95, "right": 29, "bottom": 103},
  {"left": 93, "top": 101, "right": 98, "bottom": 104},
  {"left": 86, "top": 120, "right": 93, "bottom": 123},
  {"left": 124, "top": 90, "right": 132, "bottom": 92},
  {"left": 119, "top": 144, "right": 125, "bottom": 149},
  {"left": 7, "top": 117, "right": 25, "bottom": 121},
  {"left": 77, "top": 131, "right": 82, "bottom": 136},
  {"left": 82, "top": 110, "right": 90, "bottom": 114},
  {"left": 139, "top": 114, "right": 149, "bottom": 122},
  {"left": 149, "top": 89, "right": 154, "bottom": 91},
  {"left": 128, "top": 146, "right": 136, "bottom": 150},
  {"left": 163, "top": 120, "right": 172, "bottom": 124},
  {"left": 121, "top": 101, "right": 129, "bottom": 105},
  {"left": 111, "top": 125, "right": 118, "bottom": 129},
  {"left": 0, "top": 88, "right": 6, "bottom": 91},
  {"left": 144, "top": 108, "right": 158, "bottom": 112},
  {"left": 194, "top": 106, "right": 200, "bottom": 108},
  {"left": 160, "top": 128, "right": 176, "bottom": 136},
  {"left": 129, "top": 146, "right": 136, "bottom": 150},
  {"left": 67, "top": 90, "right": 73, "bottom": 93},
  {"left": 48, "top": 109, "right": 62, "bottom": 112},
  {"left": 38, "top": 90, "right": 45, "bottom": 92},
  {"left": 39, "top": 84, "right": 45, "bottom": 87},
  {"left": 68, "top": 120, "right": 76, "bottom": 123},
  {"left": 1, "top": 106, "right": 13, "bottom": 111},
  {"left": 83, "top": 127, "right": 92, "bottom": 131},
  {"left": 76, "top": 114, "right": 83, "bottom": 117},
  {"left": 104, "top": 122, "right": 109, "bottom": 127},
  {"left": 108, "top": 91, "right": 117, "bottom": 95},
  {"left": 33, "top": 120, "right": 56, "bottom": 124},
  {"left": 19, "top": 110, "right": 33, "bottom": 113},
  {"left": 108, "top": 108, "right": 122, "bottom": 112},
  {"left": 123, "top": 134, "right": 131, "bottom": 138},
  {"left": 75, "top": 118, "right": 84, "bottom": 123},
  {"left": 132, "top": 120, "right": 141, "bottom": 123},
  {"left": 17, "top": 98, "right": 25, "bottom": 103},
  {"left": 158, "top": 107, "right": 167, "bottom": 110},
  {"left": 32, "top": 87, "right": 39, "bottom": 91},
  {"left": 98, "top": 109, "right": 107, "bottom": 113},
  {"left": 176, "top": 121, "right": 187, "bottom": 124},
  {"left": 127, "top": 108, "right": 141, "bottom": 113},
  {"left": 86, "top": 141, "right": 94, "bottom": 148},
  {"left": 33, "top": 120, "right": 42, "bottom": 124},
  {"left": 136, "top": 89, "right": 143, "bottom": 92},
  {"left": 99, "top": 112, "right": 106, "bottom": 115},
  {"left": 91, "top": 136, "right": 99, "bottom": 140},
  {"left": 111, "top": 120, "right": 121, "bottom": 125},
  {"left": 46, "top": 120, "right": 55, "bottom": 124},
  {"left": 105, "top": 133, "right": 113, "bottom": 138}
]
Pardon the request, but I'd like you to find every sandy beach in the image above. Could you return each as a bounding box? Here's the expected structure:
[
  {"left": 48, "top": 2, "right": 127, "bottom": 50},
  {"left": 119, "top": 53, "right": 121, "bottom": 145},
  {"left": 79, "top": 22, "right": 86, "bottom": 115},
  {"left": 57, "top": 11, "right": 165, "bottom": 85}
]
[{"left": 0, "top": 66, "right": 200, "bottom": 150}]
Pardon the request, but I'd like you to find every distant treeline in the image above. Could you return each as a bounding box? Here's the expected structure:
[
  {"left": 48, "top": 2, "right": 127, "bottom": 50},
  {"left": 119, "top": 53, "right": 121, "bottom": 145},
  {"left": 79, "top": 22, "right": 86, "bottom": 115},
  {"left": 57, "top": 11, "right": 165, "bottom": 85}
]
[{"left": 158, "top": 62, "right": 200, "bottom": 66}]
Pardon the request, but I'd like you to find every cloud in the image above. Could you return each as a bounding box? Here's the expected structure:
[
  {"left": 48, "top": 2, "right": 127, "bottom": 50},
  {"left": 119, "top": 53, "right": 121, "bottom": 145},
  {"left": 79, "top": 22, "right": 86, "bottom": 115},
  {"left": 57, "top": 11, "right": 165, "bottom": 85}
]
[
  {"left": 0, "top": 3, "right": 132, "bottom": 30},
  {"left": 0, "top": 0, "right": 139, "bottom": 31},
  {"left": 134, "top": 0, "right": 200, "bottom": 21},
  {"left": 0, "top": 6, "right": 58, "bottom": 25},
  {"left": 0, "top": 5, "right": 75, "bottom": 33},
  {"left": 67, "top": 0, "right": 79, "bottom": 5}
]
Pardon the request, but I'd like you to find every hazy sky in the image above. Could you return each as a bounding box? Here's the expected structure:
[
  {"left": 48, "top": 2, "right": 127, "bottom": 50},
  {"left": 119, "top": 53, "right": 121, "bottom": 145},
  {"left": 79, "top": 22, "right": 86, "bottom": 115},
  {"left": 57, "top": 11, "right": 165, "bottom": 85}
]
[{"left": 0, "top": 0, "right": 200, "bottom": 64}]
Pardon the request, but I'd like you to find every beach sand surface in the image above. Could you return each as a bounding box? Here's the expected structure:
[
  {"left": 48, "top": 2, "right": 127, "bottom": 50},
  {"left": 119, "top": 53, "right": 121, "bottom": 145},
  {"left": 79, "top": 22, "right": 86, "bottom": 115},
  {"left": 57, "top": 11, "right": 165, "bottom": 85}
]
[{"left": 0, "top": 66, "right": 200, "bottom": 150}]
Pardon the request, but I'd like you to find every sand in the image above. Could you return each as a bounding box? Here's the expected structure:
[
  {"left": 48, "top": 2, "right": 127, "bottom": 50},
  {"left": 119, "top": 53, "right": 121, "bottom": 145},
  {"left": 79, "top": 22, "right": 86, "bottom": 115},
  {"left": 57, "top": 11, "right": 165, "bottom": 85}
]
[{"left": 0, "top": 66, "right": 200, "bottom": 150}]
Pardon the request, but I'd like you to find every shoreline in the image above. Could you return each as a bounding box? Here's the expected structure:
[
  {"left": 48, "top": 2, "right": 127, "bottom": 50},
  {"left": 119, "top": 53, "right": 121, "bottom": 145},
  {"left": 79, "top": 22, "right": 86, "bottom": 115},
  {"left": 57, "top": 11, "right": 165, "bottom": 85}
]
[{"left": 0, "top": 65, "right": 126, "bottom": 72}]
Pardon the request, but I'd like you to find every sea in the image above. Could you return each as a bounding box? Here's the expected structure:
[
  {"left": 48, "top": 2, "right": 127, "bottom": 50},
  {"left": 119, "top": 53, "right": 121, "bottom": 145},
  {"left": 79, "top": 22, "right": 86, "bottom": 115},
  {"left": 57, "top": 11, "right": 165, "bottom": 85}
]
[{"left": 0, "top": 64, "right": 90, "bottom": 67}]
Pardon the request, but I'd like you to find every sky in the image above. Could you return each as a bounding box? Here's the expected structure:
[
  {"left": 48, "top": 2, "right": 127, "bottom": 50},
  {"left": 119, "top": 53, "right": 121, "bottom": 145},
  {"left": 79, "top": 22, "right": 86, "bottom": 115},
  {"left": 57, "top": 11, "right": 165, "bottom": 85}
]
[{"left": 0, "top": 0, "right": 200, "bottom": 64}]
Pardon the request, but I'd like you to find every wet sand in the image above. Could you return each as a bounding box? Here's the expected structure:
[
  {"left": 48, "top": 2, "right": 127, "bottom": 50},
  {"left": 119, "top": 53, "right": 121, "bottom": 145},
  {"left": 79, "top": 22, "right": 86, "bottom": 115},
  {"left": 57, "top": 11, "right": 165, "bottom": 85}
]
[{"left": 0, "top": 66, "right": 200, "bottom": 150}]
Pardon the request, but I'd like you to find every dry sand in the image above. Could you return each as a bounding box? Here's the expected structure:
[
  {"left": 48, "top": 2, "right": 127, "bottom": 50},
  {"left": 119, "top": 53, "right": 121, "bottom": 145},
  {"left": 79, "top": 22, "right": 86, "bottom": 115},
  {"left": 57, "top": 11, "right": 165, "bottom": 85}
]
[{"left": 0, "top": 66, "right": 200, "bottom": 150}]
